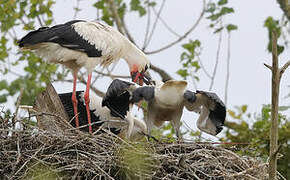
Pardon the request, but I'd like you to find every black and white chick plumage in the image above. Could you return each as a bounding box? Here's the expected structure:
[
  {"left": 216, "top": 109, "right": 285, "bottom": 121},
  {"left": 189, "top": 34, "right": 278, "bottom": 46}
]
[
  {"left": 102, "top": 79, "right": 226, "bottom": 139},
  {"left": 58, "top": 91, "right": 147, "bottom": 140}
]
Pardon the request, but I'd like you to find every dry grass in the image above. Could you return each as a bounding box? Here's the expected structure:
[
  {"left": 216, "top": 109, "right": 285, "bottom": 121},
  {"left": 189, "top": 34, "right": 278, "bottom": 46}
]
[{"left": 0, "top": 117, "right": 270, "bottom": 180}]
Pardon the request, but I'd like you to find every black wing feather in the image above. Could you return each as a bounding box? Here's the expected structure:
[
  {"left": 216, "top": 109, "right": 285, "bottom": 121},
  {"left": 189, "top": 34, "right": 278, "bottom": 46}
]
[
  {"left": 18, "top": 20, "right": 102, "bottom": 57},
  {"left": 58, "top": 91, "right": 120, "bottom": 134},
  {"left": 102, "top": 79, "right": 133, "bottom": 119},
  {"left": 196, "top": 90, "right": 226, "bottom": 128}
]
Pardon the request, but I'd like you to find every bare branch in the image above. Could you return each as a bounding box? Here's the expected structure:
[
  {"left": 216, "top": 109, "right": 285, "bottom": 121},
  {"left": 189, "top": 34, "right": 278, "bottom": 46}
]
[
  {"left": 94, "top": 70, "right": 130, "bottom": 79},
  {"left": 224, "top": 32, "right": 231, "bottom": 106},
  {"left": 56, "top": 78, "right": 105, "bottom": 97},
  {"left": 209, "top": 23, "right": 223, "bottom": 91},
  {"left": 152, "top": 7, "right": 181, "bottom": 38},
  {"left": 143, "top": 0, "right": 166, "bottom": 49},
  {"left": 264, "top": 63, "right": 273, "bottom": 71},
  {"left": 197, "top": 57, "right": 212, "bottom": 80},
  {"left": 73, "top": 0, "right": 81, "bottom": 19},
  {"left": 36, "top": 15, "right": 44, "bottom": 27},
  {"left": 12, "top": 88, "right": 24, "bottom": 128},
  {"left": 150, "top": 64, "right": 172, "bottom": 82},
  {"left": 144, "top": 0, "right": 206, "bottom": 54},
  {"left": 279, "top": 60, "right": 290, "bottom": 78},
  {"left": 142, "top": 3, "right": 152, "bottom": 50},
  {"left": 107, "top": 0, "right": 136, "bottom": 45}
]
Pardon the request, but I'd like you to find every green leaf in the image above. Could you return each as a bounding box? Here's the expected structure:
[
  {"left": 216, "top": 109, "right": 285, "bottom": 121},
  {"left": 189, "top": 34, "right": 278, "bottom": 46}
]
[
  {"left": 177, "top": 69, "right": 189, "bottom": 78},
  {"left": 220, "top": 7, "right": 234, "bottom": 15},
  {"left": 241, "top": 105, "right": 247, "bottom": 113},
  {"left": 0, "top": 80, "right": 8, "bottom": 90},
  {"left": 226, "top": 24, "right": 238, "bottom": 32},
  {"left": 130, "top": 0, "right": 146, "bottom": 16},
  {"left": 218, "top": 0, "right": 228, "bottom": 5},
  {"left": 206, "top": 3, "right": 216, "bottom": 13}
]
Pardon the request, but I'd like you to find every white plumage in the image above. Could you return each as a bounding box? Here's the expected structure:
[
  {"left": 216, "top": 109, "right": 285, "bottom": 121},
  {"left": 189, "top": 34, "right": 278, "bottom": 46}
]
[
  {"left": 102, "top": 79, "right": 226, "bottom": 139},
  {"left": 59, "top": 91, "right": 147, "bottom": 140},
  {"left": 18, "top": 20, "right": 152, "bottom": 133}
]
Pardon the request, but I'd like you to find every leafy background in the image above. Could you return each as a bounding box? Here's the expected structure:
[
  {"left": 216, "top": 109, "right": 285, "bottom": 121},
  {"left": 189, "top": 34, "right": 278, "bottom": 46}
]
[{"left": 0, "top": 0, "right": 289, "bottom": 178}]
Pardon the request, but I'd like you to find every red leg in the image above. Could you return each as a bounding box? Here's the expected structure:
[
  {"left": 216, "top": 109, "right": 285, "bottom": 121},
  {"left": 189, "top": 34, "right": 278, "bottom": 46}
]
[
  {"left": 84, "top": 73, "right": 92, "bottom": 133},
  {"left": 71, "top": 71, "right": 79, "bottom": 128}
]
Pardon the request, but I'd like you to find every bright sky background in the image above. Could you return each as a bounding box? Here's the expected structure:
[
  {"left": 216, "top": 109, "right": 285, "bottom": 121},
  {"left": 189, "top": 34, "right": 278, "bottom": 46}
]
[{"left": 3, "top": 0, "right": 290, "bottom": 139}]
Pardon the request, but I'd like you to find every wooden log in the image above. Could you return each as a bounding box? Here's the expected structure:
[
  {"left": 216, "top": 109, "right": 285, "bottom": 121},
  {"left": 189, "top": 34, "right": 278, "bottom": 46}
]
[{"left": 34, "top": 82, "right": 72, "bottom": 133}]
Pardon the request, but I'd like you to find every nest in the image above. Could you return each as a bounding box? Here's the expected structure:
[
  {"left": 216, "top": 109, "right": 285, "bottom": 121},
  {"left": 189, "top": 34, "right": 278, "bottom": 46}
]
[{"left": 0, "top": 121, "right": 269, "bottom": 180}]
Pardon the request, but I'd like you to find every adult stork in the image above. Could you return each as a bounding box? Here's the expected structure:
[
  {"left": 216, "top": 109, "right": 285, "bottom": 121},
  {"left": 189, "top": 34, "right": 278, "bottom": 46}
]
[
  {"left": 18, "top": 20, "right": 152, "bottom": 133},
  {"left": 58, "top": 91, "right": 147, "bottom": 140},
  {"left": 102, "top": 79, "right": 226, "bottom": 139}
]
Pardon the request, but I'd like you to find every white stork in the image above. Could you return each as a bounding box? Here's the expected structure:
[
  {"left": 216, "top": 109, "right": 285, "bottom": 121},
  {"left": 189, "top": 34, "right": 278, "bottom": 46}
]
[
  {"left": 58, "top": 91, "right": 147, "bottom": 140},
  {"left": 102, "top": 79, "right": 226, "bottom": 139},
  {"left": 18, "top": 20, "right": 152, "bottom": 133}
]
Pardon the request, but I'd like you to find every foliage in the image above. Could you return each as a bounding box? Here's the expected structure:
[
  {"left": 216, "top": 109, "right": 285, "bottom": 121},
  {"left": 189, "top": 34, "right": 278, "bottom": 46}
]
[
  {"left": 0, "top": 0, "right": 59, "bottom": 106},
  {"left": 177, "top": 0, "right": 237, "bottom": 81},
  {"left": 177, "top": 40, "right": 201, "bottom": 81},
  {"left": 206, "top": 0, "right": 237, "bottom": 33},
  {"left": 264, "top": 16, "right": 289, "bottom": 55},
  {"left": 222, "top": 105, "right": 290, "bottom": 179}
]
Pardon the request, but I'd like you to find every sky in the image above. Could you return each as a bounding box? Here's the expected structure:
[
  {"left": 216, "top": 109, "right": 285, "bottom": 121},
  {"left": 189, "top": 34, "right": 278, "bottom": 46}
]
[{"left": 2, "top": 0, "right": 290, "bottom": 139}]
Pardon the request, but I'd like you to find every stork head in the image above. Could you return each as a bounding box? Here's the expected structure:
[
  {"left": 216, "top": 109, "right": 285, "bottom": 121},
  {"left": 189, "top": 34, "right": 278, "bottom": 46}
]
[{"left": 130, "top": 63, "right": 152, "bottom": 86}]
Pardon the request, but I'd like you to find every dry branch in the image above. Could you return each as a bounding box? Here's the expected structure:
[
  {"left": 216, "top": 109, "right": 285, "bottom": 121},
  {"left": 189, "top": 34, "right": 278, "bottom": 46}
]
[{"left": 0, "top": 125, "right": 270, "bottom": 179}]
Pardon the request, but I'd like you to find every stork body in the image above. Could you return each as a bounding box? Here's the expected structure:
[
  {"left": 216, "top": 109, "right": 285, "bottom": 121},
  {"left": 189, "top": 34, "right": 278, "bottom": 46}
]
[
  {"left": 59, "top": 91, "right": 147, "bottom": 140},
  {"left": 18, "top": 20, "right": 151, "bottom": 133},
  {"left": 103, "top": 79, "right": 226, "bottom": 139}
]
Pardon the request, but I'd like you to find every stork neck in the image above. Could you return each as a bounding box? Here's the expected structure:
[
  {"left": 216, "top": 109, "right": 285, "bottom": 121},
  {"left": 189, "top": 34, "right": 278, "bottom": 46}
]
[{"left": 123, "top": 42, "right": 147, "bottom": 70}]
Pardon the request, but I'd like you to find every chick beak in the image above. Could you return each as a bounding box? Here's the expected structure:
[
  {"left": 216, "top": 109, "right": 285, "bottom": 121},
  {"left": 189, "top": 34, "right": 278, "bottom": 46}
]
[{"left": 142, "top": 71, "right": 153, "bottom": 85}]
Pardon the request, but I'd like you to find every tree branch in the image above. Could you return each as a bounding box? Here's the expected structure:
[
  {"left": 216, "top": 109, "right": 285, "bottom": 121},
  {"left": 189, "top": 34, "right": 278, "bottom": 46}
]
[
  {"left": 209, "top": 27, "right": 223, "bottom": 91},
  {"left": 279, "top": 60, "right": 290, "bottom": 78},
  {"left": 107, "top": 0, "right": 136, "bottom": 44},
  {"left": 143, "top": 0, "right": 166, "bottom": 49},
  {"left": 150, "top": 64, "right": 172, "bottom": 82},
  {"left": 224, "top": 32, "right": 231, "bottom": 106},
  {"left": 276, "top": 0, "right": 290, "bottom": 21},
  {"left": 264, "top": 63, "right": 273, "bottom": 71},
  {"left": 144, "top": 0, "right": 206, "bottom": 54},
  {"left": 269, "top": 30, "right": 280, "bottom": 180},
  {"left": 107, "top": 0, "right": 125, "bottom": 34}
]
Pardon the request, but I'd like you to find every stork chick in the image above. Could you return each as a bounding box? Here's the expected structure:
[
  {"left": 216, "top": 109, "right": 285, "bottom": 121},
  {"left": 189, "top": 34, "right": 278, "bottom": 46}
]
[
  {"left": 102, "top": 79, "right": 226, "bottom": 139},
  {"left": 59, "top": 91, "right": 147, "bottom": 140}
]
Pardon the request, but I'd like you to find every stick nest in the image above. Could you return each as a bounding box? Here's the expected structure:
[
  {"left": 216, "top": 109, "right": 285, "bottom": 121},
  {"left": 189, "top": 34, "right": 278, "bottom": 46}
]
[{"left": 0, "top": 122, "right": 268, "bottom": 180}]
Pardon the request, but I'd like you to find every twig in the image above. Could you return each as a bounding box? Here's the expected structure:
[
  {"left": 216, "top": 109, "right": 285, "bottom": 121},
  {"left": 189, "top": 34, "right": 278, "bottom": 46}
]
[
  {"left": 144, "top": 0, "right": 206, "bottom": 54},
  {"left": 94, "top": 70, "right": 130, "bottom": 79},
  {"left": 73, "top": 0, "right": 81, "bottom": 19},
  {"left": 36, "top": 15, "right": 44, "bottom": 27},
  {"left": 152, "top": 7, "right": 181, "bottom": 38},
  {"left": 279, "top": 60, "right": 290, "bottom": 79},
  {"left": 224, "top": 32, "right": 231, "bottom": 106},
  {"left": 150, "top": 64, "right": 172, "bottom": 82},
  {"left": 143, "top": 0, "right": 166, "bottom": 49},
  {"left": 12, "top": 88, "right": 24, "bottom": 128},
  {"left": 209, "top": 24, "right": 223, "bottom": 91},
  {"left": 263, "top": 63, "right": 272, "bottom": 71},
  {"left": 142, "top": 2, "right": 152, "bottom": 50}
]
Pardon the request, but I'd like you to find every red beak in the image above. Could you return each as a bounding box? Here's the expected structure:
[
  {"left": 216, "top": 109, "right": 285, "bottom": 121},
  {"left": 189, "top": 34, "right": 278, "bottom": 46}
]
[{"left": 131, "top": 71, "right": 144, "bottom": 86}]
